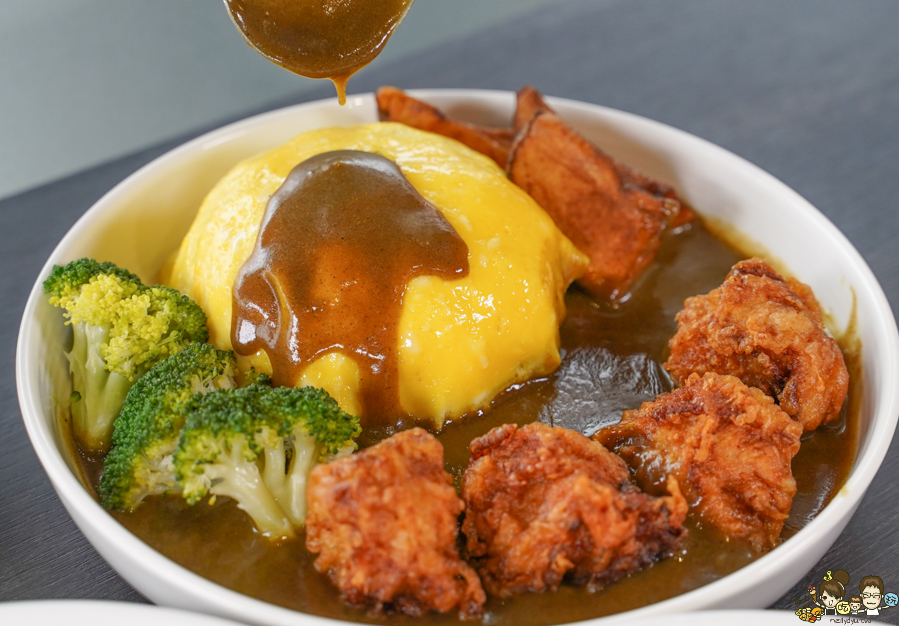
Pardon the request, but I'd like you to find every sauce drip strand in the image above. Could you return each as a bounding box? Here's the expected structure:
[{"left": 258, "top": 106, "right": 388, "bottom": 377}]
[
  {"left": 224, "top": 0, "right": 414, "bottom": 105},
  {"left": 232, "top": 150, "right": 469, "bottom": 428}
]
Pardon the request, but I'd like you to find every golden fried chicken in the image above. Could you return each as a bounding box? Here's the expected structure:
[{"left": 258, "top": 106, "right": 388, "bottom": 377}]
[
  {"left": 461, "top": 422, "right": 686, "bottom": 597},
  {"left": 376, "top": 86, "right": 513, "bottom": 168},
  {"left": 377, "top": 85, "right": 694, "bottom": 300},
  {"left": 665, "top": 258, "right": 849, "bottom": 430},
  {"left": 514, "top": 88, "right": 679, "bottom": 199},
  {"left": 595, "top": 372, "right": 803, "bottom": 551},
  {"left": 513, "top": 86, "right": 696, "bottom": 228},
  {"left": 507, "top": 110, "right": 680, "bottom": 300},
  {"left": 513, "top": 85, "right": 553, "bottom": 132},
  {"left": 306, "top": 428, "right": 485, "bottom": 617}
]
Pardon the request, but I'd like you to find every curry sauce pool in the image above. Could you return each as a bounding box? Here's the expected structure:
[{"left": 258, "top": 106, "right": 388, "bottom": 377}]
[{"left": 77, "top": 220, "right": 860, "bottom": 625}]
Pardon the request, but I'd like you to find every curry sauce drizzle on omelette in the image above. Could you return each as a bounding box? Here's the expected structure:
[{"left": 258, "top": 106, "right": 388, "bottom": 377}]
[
  {"left": 164, "top": 123, "right": 587, "bottom": 430},
  {"left": 232, "top": 150, "right": 470, "bottom": 429}
]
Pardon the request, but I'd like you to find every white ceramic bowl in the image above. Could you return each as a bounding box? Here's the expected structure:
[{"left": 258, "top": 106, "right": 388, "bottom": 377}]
[
  {"left": 0, "top": 600, "right": 250, "bottom": 626},
  {"left": 16, "top": 90, "right": 899, "bottom": 626}
]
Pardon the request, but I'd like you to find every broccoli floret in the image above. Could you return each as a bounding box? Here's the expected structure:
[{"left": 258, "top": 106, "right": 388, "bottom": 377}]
[
  {"left": 174, "top": 385, "right": 360, "bottom": 539},
  {"left": 99, "top": 344, "right": 238, "bottom": 512},
  {"left": 44, "top": 258, "right": 209, "bottom": 452},
  {"left": 243, "top": 367, "right": 272, "bottom": 387}
]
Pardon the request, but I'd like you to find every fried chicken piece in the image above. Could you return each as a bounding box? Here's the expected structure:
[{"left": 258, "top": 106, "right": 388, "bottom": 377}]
[
  {"left": 665, "top": 258, "right": 849, "bottom": 430},
  {"left": 376, "top": 86, "right": 513, "bottom": 167},
  {"left": 508, "top": 110, "right": 680, "bottom": 300},
  {"left": 595, "top": 372, "right": 803, "bottom": 551},
  {"left": 461, "top": 423, "right": 686, "bottom": 597},
  {"left": 377, "top": 85, "right": 693, "bottom": 298},
  {"left": 513, "top": 86, "right": 696, "bottom": 229},
  {"left": 306, "top": 428, "right": 486, "bottom": 618},
  {"left": 513, "top": 85, "right": 553, "bottom": 132}
]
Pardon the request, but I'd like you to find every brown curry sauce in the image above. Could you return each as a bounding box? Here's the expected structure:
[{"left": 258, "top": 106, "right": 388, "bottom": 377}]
[
  {"left": 231, "top": 150, "right": 469, "bottom": 430},
  {"left": 74, "top": 194, "right": 861, "bottom": 626},
  {"left": 78, "top": 216, "right": 859, "bottom": 625},
  {"left": 225, "top": 0, "right": 414, "bottom": 104}
]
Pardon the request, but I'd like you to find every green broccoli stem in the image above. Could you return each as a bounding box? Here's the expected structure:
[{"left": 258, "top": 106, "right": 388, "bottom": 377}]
[
  {"left": 205, "top": 444, "right": 295, "bottom": 540},
  {"left": 68, "top": 322, "right": 134, "bottom": 453},
  {"left": 126, "top": 451, "right": 180, "bottom": 507},
  {"left": 262, "top": 429, "right": 319, "bottom": 527},
  {"left": 99, "top": 344, "right": 238, "bottom": 512}
]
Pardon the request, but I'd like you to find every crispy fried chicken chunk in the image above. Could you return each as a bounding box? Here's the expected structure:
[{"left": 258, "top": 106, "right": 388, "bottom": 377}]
[
  {"left": 507, "top": 110, "right": 680, "bottom": 300},
  {"left": 377, "top": 85, "right": 695, "bottom": 299},
  {"left": 376, "top": 86, "right": 513, "bottom": 167},
  {"left": 306, "top": 428, "right": 486, "bottom": 618},
  {"left": 595, "top": 372, "right": 803, "bottom": 551},
  {"left": 514, "top": 87, "right": 688, "bottom": 218},
  {"left": 513, "top": 85, "right": 553, "bottom": 132},
  {"left": 665, "top": 258, "right": 849, "bottom": 430},
  {"left": 461, "top": 423, "right": 686, "bottom": 597},
  {"left": 514, "top": 86, "right": 696, "bottom": 225}
]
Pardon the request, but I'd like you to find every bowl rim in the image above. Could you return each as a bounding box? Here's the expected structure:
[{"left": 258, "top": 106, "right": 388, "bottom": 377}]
[
  {"left": 15, "top": 88, "right": 899, "bottom": 626},
  {"left": 0, "top": 599, "right": 254, "bottom": 625}
]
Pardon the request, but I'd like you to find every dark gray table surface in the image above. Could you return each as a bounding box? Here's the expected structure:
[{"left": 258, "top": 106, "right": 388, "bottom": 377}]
[{"left": 2, "top": 0, "right": 898, "bottom": 621}]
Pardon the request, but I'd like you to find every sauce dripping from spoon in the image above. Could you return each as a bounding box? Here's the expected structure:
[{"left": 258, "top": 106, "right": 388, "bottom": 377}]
[{"left": 224, "top": 0, "right": 415, "bottom": 105}]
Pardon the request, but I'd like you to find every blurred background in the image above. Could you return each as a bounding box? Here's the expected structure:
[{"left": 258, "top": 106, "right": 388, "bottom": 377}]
[{"left": 0, "top": 0, "right": 557, "bottom": 201}]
